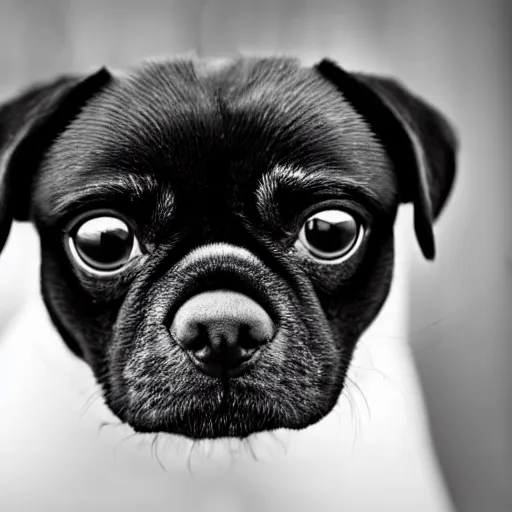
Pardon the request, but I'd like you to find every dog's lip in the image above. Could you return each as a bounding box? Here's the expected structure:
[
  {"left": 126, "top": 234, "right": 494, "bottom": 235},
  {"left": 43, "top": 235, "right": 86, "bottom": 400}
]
[
  {"left": 187, "top": 348, "right": 263, "bottom": 379},
  {"left": 164, "top": 272, "right": 281, "bottom": 329}
]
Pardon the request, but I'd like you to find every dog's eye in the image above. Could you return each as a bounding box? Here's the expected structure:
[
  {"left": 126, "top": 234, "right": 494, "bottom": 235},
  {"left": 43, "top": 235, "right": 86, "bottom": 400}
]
[
  {"left": 68, "top": 216, "right": 141, "bottom": 273},
  {"left": 295, "top": 209, "right": 364, "bottom": 263}
]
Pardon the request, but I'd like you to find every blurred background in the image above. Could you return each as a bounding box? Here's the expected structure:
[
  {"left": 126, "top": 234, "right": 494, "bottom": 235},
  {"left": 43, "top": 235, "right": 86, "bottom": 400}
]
[{"left": 0, "top": 1, "right": 510, "bottom": 511}]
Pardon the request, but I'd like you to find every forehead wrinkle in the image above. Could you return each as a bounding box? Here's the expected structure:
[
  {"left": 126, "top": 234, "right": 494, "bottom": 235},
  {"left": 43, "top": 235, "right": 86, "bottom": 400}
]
[
  {"left": 42, "top": 64, "right": 219, "bottom": 182},
  {"left": 37, "top": 58, "right": 398, "bottom": 226},
  {"left": 35, "top": 170, "right": 173, "bottom": 221},
  {"left": 256, "top": 164, "right": 384, "bottom": 208}
]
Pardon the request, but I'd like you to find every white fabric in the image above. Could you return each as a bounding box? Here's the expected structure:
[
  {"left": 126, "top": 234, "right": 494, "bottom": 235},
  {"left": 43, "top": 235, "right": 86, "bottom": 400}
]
[{"left": 0, "top": 219, "right": 454, "bottom": 512}]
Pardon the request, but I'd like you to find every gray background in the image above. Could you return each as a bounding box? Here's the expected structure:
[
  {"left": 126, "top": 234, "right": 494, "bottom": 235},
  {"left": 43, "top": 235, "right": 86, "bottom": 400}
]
[{"left": 0, "top": 1, "right": 510, "bottom": 511}]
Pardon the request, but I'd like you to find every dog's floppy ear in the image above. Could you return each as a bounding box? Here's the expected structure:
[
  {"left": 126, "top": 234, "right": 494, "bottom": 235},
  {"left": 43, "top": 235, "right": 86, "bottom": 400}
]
[
  {"left": 0, "top": 68, "right": 112, "bottom": 253},
  {"left": 315, "top": 59, "right": 458, "bottom": 260}
]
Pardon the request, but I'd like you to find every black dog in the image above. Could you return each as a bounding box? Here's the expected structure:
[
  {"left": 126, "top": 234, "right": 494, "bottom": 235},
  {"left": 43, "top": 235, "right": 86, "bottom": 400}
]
[{"left": 0, "top": 57, "right": 457, "bottom": 440}]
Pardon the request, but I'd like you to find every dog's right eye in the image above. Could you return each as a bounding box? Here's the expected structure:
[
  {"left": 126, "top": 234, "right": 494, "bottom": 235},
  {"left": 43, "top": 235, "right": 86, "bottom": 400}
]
[
  {"left": 295, "top": 209, "right": 365, "bottom": 264},
  {"left": 67, "top": 216, "right": 142, "bottom": 274}
]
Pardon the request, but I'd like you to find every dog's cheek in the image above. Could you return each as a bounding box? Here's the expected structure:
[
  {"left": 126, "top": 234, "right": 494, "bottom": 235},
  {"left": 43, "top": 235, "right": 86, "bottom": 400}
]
[
  {"left": 256, "top": 261, "right": 350, "bottom": 419},
  {"left": 283, "top": 226, "right": 395, "bottom": 357},
  {"left": 320, "top": 236, "right": 395, "bottom": 350},
  {"left": 39, "top": 248, "right": 121, "bottom": 377},
  {"left": 253, "top": 246, "right": 359, "bottom": 412}
]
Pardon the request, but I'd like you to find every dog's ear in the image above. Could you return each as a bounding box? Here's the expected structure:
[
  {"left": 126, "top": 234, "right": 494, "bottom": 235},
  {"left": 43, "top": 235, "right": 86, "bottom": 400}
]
[
  {"left": 0, "top": 68, "right": 112, "bottom": 254},
  {"left": 315, "top": 59, "right": 458, "bottom": 260}
]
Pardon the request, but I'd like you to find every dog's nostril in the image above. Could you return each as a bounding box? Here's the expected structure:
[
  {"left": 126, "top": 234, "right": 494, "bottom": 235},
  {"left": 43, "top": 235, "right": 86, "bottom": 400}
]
[
  {"left": 184, "top": 323, "right": 210, "bottom": 352},
  {"left": 237, "top": 323, "right": 266, "bottom": 350},
  {"left": 169, "top": 290, "right": 275, "bottom": 377}
]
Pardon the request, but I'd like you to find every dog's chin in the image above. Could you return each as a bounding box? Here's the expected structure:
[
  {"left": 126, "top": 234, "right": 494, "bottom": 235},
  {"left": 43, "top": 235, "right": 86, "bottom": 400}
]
[
  {"left": 125, "top": 403, "right": 331, "bottom": 440},
  {"left": 126, "top": 407, "right": 319, "bottom": 440},
  {"left": 108, "top": 375, "right": 342, "bottom": 440}
]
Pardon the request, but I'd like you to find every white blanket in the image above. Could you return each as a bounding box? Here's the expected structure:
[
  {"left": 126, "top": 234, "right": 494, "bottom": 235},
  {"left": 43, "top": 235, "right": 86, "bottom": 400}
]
[{"left": 0, "top": 220, "right": 454, "bottom": 512}]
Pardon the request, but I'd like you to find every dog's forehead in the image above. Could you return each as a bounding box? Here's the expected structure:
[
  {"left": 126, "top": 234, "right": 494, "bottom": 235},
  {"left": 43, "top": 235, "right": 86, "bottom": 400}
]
[{"left": 37, "top": 57, "right": 397, "bottom": 218}]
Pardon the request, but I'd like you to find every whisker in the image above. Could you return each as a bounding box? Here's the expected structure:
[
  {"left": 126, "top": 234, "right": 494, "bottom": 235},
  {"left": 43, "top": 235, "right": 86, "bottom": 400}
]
[
  {"left": 186, "top": 439, "right": 199, "bottom": 477},
  {"left": 342, "top": 380, "right": 364, "bottom": 448},
  {"left": 151, "top": 434, "right": 168, "bottom": 472},
  {"left": 336, "top": 390, "right": 357, "bottom": 447},
  {"left": 112, "top": 432, "right": 140, "bottom": 455},
  {"left": 97, "top": 420, "right": 124, "bottom": 434},
  {"left": 79, "top": 387, "right": 104, "bottom": 419},
  {"left": 244, "top": 436, "right": 261, "bottom": 463}
]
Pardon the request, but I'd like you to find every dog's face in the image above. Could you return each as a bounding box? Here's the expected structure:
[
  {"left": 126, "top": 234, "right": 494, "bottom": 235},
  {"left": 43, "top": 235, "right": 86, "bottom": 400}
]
[{"left": 0, "top": 57, "right": 457, "bottom": 439}]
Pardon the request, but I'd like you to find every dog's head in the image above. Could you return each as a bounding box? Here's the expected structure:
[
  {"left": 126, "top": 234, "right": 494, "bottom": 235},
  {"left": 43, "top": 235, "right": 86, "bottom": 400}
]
[{"left": 0, "top": 57, "right": 457, "bottom": 439}]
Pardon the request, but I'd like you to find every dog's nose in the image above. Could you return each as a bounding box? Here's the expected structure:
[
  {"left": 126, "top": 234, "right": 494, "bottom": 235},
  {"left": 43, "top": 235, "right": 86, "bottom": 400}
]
[{"left": 170, "top": 290, "right": 275, "bottom": 378}]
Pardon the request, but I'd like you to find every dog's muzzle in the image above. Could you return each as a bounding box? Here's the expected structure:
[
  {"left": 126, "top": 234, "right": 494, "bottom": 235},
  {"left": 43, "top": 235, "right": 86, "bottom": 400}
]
[{"left": 163, "top": 243, "right": 279, "bottom": 379}]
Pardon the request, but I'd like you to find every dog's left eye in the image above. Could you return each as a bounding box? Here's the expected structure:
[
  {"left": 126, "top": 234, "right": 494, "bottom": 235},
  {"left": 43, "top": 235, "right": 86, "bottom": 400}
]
[
  {"left": 67, "top": 216, "right": 141, "bottom": 273},
  {"left": 295, "top": 209, "right": 364, "bottom": 263}
]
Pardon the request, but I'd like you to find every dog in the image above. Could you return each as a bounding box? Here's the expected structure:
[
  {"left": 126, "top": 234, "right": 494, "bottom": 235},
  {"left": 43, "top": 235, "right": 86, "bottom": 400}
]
[{"left": 0, "top": 56, "right": 457, "bottom": 440}]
